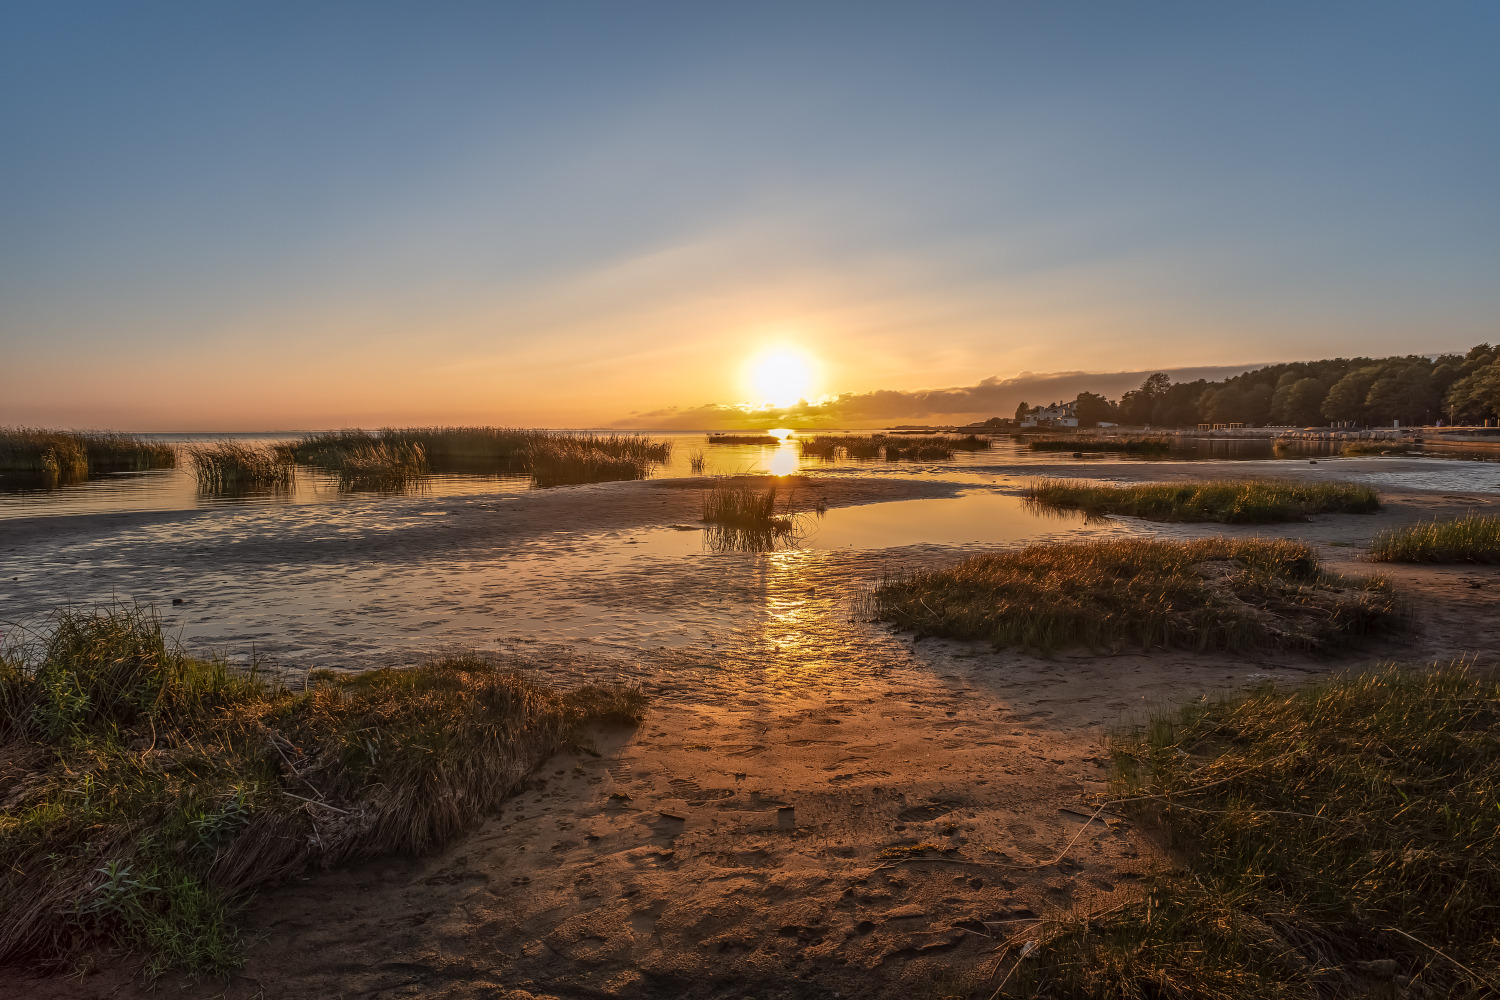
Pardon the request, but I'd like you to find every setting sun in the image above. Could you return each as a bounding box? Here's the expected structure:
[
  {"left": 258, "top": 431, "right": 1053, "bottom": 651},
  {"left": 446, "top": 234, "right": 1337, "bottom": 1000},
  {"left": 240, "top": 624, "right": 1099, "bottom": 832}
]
[{"left": 746, "top": 348, "right": 817, "bottom": 408}]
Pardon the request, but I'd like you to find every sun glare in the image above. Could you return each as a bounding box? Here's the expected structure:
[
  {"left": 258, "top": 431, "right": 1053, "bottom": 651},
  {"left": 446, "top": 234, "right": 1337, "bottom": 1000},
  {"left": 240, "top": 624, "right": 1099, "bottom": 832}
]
[{"left": 746, "top": 348, "right": 816, "bottom": 408}]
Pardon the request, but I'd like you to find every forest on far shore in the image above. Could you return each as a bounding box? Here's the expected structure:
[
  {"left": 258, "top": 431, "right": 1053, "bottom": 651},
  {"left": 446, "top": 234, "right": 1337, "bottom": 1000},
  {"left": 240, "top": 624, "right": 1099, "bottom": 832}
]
[{"left": 1010, "top": 344, "right": 1500, "bottom": 430}]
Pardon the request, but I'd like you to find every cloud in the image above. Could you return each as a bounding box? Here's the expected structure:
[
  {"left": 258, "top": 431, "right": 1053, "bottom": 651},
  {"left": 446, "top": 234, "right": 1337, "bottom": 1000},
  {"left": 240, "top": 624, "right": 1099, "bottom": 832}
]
[{"left": 614, "top": 364, "right": 1262, "bottom": 429}]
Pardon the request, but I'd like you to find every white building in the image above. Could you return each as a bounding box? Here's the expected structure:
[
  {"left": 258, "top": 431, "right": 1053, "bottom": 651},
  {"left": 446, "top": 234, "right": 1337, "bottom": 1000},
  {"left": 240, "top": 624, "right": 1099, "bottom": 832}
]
[{"left": 1020, "top": 401, "right": 1079, "bottom": 429}]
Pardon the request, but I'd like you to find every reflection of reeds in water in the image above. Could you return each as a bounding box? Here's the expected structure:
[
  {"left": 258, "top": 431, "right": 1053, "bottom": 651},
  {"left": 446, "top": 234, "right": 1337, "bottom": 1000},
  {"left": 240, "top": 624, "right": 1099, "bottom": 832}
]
[
  {"left": 1025, "top": 477, "right": 1380, "bottom": 523},
  {"left": 0, "top": 605, "right": 644, "bottom": 976},
  {"left": 872, "top": 537, "right": 1404, "bottom": 653},
  {"left": 1370, "top": 512, "right": 1500, "bottom": 563},
  {"left": 188, "top": 442, "right": 293, "bottom": 494},
  {"left": 291, "top": 427, "right": 669, "bottom": 487},
  {"left": 700, "top": 482, "right": 807, "bottom": 552},
  {"left": 0, "top": 428, "right": 176, "bottom": 482}
]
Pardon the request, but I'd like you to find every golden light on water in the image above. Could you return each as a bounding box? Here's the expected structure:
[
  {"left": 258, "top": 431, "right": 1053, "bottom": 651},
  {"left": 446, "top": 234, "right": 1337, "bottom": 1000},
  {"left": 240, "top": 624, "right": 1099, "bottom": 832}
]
[{"left": 745, "top": 347, "right": 817, "bottom": 408}]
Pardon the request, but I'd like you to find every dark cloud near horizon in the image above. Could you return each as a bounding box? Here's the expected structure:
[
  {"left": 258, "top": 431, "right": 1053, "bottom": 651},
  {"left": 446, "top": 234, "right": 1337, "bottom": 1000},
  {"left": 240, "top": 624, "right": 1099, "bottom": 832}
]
[{"left": 616, "top": 364, "right": 1261, "bottom": 429}]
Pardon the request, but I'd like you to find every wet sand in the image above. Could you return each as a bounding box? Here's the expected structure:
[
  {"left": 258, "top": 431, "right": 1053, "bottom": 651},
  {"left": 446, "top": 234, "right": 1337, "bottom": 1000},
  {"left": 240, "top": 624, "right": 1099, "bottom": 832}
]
[{"left": 6, "top": 465, "right": 1498, "bottom": 999}]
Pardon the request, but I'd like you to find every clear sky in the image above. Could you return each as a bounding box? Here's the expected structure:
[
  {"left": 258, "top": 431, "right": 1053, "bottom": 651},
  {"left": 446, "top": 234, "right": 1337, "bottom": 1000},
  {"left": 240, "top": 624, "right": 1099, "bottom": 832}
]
[{"left": 2, "top": 2, "right": 1496, "bottom": 429}]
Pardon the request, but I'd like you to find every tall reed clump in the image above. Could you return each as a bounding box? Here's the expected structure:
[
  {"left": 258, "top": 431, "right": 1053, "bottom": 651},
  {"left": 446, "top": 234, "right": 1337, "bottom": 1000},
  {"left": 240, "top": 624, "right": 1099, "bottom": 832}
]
[
  {"left": 1026, "top": 435, "right": 1173, "bottom": 454},
  {"left": 1369, "top": 512, "right": 1500, "bottom": 563},
  {"left": 701, "top": 482, "right": 793, "bottom": 531},
  {"left": 0, "top": 607, "right": 643, "bottom": 977},
  {"left": 0, "top": 428, "right": 176, "bottom": 480},
  {"left": 688, "top": 450, "right": 708, "bottom": 475},
  {"left": 188, "top": 442, "right": 294, "bottom": 493},
  {"left": 871, "top": 538, "right": 1404, "bottom": 653},
  {"left": 1026, "top": 477, "right": 1381, "bottom": 523},
  {"left": 292, "top": 428, "right": 670, "bottom": 488},
  {"left": 1006, "top": 663, "right": 1500, "bottom": 1000}
]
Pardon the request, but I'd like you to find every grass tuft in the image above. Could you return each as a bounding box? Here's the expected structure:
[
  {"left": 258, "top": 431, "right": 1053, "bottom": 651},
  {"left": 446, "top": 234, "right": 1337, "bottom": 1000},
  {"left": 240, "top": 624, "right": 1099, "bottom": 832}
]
[
  {"left": 706, "top": 433, "right": 780, "bottom": 446},
  {"left": 871, "top": 538, "right": 1405, "bottom": 653},
  {"left": 188, "top": 443, "right": 293, "bottom": 493},
  {"left": 1026, "top": 434, "right": 1173, "bottom": 454},
  {"left": 1369, "top": 512, "right": 1500, "bottom": 563},
  {"left": 1025, "top": 477, "right": 1381, "bottom": 523},
  {"left": 1006, "top": 663, "right": 1500, "bottom": 999},
  {"left": 0, "top": 607, "right": 643, "bottom": 976}
]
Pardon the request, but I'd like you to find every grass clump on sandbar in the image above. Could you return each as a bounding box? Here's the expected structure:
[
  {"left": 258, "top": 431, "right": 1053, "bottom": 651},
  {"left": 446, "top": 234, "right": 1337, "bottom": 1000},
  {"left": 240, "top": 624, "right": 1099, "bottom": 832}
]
[
  {"left": 871, "top": 538, "right": 1404, "bottom": 653},
  {"left": 1005, "top": 663, "right": 1500, "bottom": 999},
  {"left": 188, "top": 442, "right": 294, "bottom": 493},
  {"left": 1026, "top": 477, "right": 1380, "bottom": 523},
  {"left": 0, "top": 428, "right": 176, "bottom": 481},
  {"left": 1369, "top": 512, "right": 1500, "bottom": 563},
  {"left": 0, "top": 607, "right": 643, "bottom": 976}
]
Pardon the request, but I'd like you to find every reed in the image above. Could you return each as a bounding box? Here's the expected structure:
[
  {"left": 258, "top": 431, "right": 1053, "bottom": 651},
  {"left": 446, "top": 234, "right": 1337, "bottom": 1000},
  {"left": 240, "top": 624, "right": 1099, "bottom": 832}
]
[
  {"left": 706, "top": 433, "right": 780, "bottom": 446},
  {"left": 1009, "top": 663, "right": 1500, "bottom": 1000},
  {"left": 0, "top": 428, "right": 176, "bottom": 479},
  {"left": 870, "top": 537, "right": 1404, "bottom": 653},
  {"left": 1025, "top": 477, "right": 1381, "bottom": 523},
  {"left": 292, "top": 428, "right": 669, "bottom": 487},
  {"left": 1369, "top": 512, "right": 1500, "bottom": 563},
  {"left": 0, "top": 606, "right": 643, "bottom": 976},
  {"left": 1341, "top": 441, "right": 1417, "bottom": 456},
  {"left": 688, "top": 450, "right": 708, "bottom": 475},
  {"left": 701, "top": 482, "right": 794, "bottom": 532},
  {"left": 1027, "top": 434, "right": 1173, "bottom": 454},
  {"left": 187, "top": 442, "right": 293, "bottom": 493},
  {"left": 799, "top": 434, "right": 886, "bottom": 460}
]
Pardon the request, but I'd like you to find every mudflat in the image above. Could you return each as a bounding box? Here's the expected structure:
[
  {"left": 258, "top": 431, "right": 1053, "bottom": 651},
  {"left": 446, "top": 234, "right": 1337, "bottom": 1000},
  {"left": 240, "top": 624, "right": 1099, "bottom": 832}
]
[{"left": 6, "top": 466, "right": 1497, "bottom": 999}]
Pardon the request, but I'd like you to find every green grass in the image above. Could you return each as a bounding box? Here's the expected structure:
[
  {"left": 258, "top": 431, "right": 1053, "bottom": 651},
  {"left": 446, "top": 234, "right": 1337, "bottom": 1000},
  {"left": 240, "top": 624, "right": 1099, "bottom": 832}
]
[
  {"left": 870, "top": 538, "right": 1405, "bottom": 653},
  {"left": 292, "top": 428, "right": 669, "bottom": 487},
  {"left": 0, "top": 428, "right": 176, "bottom": 481},
  {"left": 1003, "top": 663, "right": 1500, "bottom": 999},
  {"left": 1026, "top": 478, "right": 1381, "bottom": 523},
  {"left": 187, "top": 442, "right": 294, "bottom": 493},
  {"left": 1026, "top": 435, "right": 1173, "bottom": 454},
  {"left": 1369, "top": 513, "right": 1500, "bottom": 563},
  {"left": 0, "top": 607, "right": 643, "bottom": 976}
]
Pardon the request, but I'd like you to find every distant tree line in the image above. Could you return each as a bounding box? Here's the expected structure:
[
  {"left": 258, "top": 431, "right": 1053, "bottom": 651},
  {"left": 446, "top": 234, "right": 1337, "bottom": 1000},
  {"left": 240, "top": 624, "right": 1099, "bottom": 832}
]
[{"left": 1044, "top": 345, "right": 1500, "bottom": 429}]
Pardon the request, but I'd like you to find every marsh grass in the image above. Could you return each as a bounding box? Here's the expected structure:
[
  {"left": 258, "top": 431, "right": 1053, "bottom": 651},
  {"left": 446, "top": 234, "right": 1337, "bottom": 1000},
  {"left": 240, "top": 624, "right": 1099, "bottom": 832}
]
[
  {"left": 1026, "top": 478, "right": 1381, "bottom": 523},
  {"left": 706, "top": 433, "right": 780, "bottom": 446},
  {"left": 701, "top": 482, "right": 794, "bottom": 532},
  {"left": 1369, "top": 513, "right": 1500, "bottom": 563},
  {"left": 799, "top": 433, "right": 989, "bottom": 462},
  {"left": 188, "top": 443, "right": 293, "bottom": 494},
  {"left": 688, "top": 450, "right": 708, "bottom": 475},
  {"left": 0, "top": 428, "right": 176, "bottom": 481},
  {"left": 1027, "top": 435, "right": 1173, "bottom": 454},
  {"left": 1341, "top": 441, "right": 1418, "bottom": 456},
  {"left": 0, "top": 606, "right": 643, "bottom": 976},
  {"left": 1004, "top": 663, "right": 1500, "bottom": 999},
  {"left": 871, "top": 538, "right": 1404, "bottom": 653},
  {"left": 292, "top": 428, "right": 669, "bottom": 488}
]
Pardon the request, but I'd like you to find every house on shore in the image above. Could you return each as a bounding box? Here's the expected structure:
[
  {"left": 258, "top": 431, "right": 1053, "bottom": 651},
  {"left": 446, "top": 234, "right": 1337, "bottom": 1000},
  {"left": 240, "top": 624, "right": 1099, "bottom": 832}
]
[{"left": 1020, "top": 402, "right": 1078, "bottom": 429}]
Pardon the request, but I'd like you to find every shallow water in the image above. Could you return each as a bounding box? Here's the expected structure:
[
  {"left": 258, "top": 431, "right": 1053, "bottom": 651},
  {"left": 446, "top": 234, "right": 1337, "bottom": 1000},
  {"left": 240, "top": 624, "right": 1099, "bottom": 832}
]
[{"left": 0, "top": 430, "right": 1379, "bottom": 521}]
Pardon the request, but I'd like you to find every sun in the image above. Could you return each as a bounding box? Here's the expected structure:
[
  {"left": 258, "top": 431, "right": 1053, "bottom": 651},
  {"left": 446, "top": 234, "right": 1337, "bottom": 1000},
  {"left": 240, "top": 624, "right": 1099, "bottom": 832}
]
[{"left": 746, "top": 348, "right": 816, "bottom": 408}]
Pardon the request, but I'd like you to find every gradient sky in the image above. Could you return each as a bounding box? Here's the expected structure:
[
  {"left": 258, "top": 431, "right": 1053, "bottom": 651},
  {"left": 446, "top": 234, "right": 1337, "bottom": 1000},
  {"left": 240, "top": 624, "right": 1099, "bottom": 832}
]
[{"left": 2, "top": 2, "right": 1497, "bottom": 429}]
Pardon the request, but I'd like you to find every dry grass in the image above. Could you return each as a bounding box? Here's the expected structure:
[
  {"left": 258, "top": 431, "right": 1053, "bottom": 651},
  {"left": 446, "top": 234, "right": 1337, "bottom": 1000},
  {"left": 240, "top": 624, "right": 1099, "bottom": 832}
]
[
  {"left": 0, "top": 428, "right": 176, "bottom": 480},
  {"left": 799, "top": 434, "right": 989, "bottom": 462},
  {"left": 871, "top": 538, "right": 1405, "bottom": 653},
  {"left": 187, "top": 443, "right": 293, "bottom": 493},
  {"left": 1026, "top": 478, "right": 1381, "bottom": 523},
  {"left": 0, "top": 607, "right": 643, "bottom": 977},
  {"left": 1002, "top": 663, "right": 1500, "bottom": 999},
  {"left": 701, "top": 482, "right": 794, "bottom": 532},
  {"left": 688, "top": 450, "right": 708, "bottom": 475},
  {"left": 1341, "top": 441, "right": 1417, "bottom": 456},
  {"left": 1369, "top": 513, "right": 1500, "bottom": 563},
  {"left": 292, "top": 428, "right": 669, "bottom": 488}
]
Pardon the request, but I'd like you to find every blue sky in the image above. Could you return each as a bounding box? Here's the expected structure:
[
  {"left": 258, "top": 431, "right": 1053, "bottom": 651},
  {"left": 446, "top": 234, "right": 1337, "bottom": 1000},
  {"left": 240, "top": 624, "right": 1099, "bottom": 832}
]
[{"left": 2, "top": 3, "right": 1496, "bottom": 428}]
